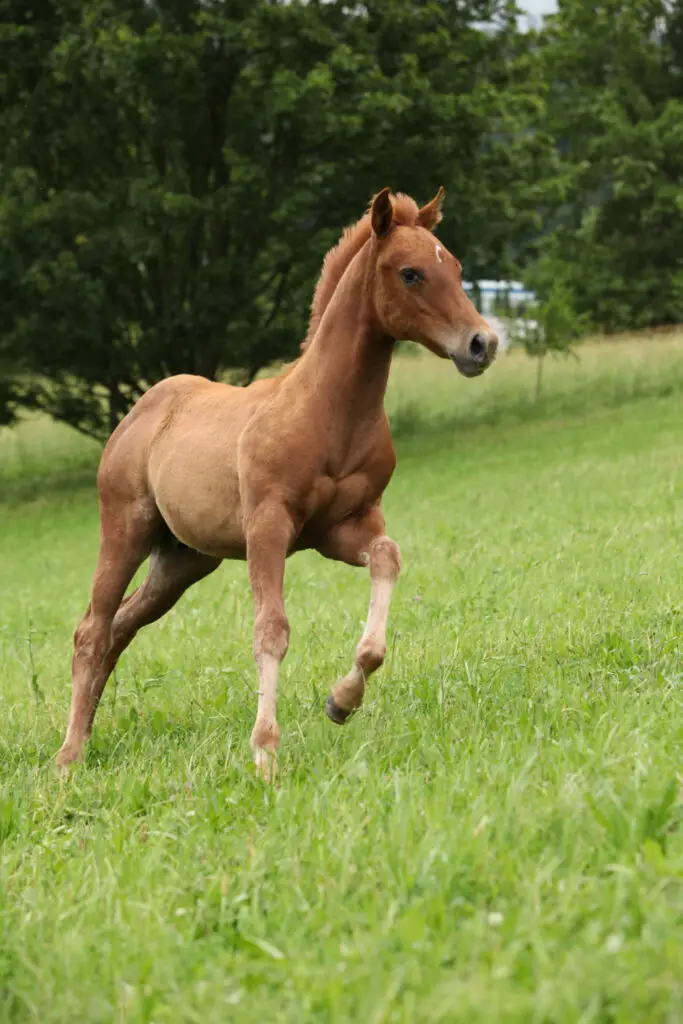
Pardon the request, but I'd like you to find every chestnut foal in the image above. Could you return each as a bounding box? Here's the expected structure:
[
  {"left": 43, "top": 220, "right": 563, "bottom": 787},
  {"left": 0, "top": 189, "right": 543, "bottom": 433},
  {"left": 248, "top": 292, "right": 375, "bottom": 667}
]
[{"left": 56, "top": 187, "right": 498, "bottom": 780}]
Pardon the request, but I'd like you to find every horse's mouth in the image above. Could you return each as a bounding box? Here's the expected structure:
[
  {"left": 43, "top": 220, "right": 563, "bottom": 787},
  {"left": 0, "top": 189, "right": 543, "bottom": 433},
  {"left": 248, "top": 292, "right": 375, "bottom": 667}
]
[{"left": 450, "top": 354, "right": 487, "bottom": 379}]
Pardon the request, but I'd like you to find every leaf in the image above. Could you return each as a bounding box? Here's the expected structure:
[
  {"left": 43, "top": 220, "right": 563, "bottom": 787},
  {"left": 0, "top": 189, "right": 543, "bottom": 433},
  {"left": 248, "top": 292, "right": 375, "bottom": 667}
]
[
  {"left": 641, "top": 778, "right": 679, "bottom": 851},
  {"left": 238, "top": 933, "right": 286, "bottom": 961},
  {"left": 29, "top": 671, "right": 44, "bottom": 704}
]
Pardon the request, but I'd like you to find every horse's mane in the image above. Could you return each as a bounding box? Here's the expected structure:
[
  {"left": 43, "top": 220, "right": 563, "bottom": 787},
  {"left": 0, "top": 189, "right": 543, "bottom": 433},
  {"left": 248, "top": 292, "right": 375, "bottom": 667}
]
[{"left": 302, "top": 192, "right": 422, "bottom": 351}]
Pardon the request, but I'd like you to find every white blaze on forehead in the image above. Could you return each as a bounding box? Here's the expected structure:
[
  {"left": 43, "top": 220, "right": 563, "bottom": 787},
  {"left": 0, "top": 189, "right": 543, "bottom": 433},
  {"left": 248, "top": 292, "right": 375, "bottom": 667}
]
[{"left": 435, "top": 244, "right": 444, "bottom": 263}]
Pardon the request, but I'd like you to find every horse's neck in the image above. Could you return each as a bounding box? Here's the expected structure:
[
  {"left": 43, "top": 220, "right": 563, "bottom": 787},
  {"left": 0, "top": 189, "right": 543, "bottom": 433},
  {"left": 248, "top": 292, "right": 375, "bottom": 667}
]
[{"left": 297, "top": 243, "right": 393, "bottom": 426}]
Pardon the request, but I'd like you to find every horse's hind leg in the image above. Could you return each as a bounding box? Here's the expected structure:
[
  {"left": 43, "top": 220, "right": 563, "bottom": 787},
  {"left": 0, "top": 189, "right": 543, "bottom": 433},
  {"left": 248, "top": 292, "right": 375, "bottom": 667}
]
[
  {"left": 57, "top": 536, "right": 219, "bottom": 769},
  {"left": 98, "top": 543, "right": 220, "bottom": 723},
  {"left": 56, "top": 502, "right": 158, "bottom": 769},
  {"left": 317, "top": 507, "right": 401, "bottom": 723}
]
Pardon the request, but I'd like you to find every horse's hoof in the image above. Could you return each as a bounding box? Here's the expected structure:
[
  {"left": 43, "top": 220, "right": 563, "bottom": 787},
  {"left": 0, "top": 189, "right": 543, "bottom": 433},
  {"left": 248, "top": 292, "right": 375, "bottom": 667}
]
[
  {"left": 253, "top": 747, "right": 278, "bottom": 784},
  {"left": 325, "top": 695, "right": 353, "bottom": 725},
  {"left": 55, "top": 745, "right": 82, "bottom": 773}
]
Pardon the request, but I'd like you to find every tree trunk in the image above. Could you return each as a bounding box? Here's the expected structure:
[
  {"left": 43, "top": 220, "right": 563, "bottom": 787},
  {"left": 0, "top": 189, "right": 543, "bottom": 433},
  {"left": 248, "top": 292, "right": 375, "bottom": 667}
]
[
  {"left": 535, "top": 353, "right": 545, "bottom": 403},
  {"left": 108, "top": 381, "right": 123, "bottom": 435}
]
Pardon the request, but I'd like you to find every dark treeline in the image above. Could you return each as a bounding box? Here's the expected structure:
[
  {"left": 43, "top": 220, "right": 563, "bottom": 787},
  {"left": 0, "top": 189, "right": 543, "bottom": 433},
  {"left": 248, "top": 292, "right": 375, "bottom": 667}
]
[{"left": 1, "top": 0, "right": 681, "bottom": 438}]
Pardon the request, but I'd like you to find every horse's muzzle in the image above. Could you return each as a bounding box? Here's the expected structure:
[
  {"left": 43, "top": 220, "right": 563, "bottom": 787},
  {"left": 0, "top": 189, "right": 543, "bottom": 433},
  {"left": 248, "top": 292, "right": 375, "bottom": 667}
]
[
  {"left": 450, "top": 354, "right": 487, "bottom": 378},
  {"left": 450, "top": 329, "right": 498, "bottom": 377}
]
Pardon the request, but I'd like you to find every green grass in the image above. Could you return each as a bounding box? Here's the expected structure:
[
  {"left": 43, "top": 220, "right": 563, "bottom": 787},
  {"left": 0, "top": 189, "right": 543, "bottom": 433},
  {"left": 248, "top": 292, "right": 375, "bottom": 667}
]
[{"left": 2, "top": 336, "right": 683, "bottom": 1022}]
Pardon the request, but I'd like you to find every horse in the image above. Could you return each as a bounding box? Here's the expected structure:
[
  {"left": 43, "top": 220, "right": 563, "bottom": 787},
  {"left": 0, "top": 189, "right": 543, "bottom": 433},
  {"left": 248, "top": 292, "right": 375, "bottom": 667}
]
[{"left": 56, "top": 186, "right": 499, "bottom": 781}]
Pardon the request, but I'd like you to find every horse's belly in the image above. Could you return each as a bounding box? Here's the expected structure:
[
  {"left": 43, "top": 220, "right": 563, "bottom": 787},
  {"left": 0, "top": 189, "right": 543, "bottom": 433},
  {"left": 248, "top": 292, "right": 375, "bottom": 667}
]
[{"left": 150, "top": 446, "right": 245, "bottom": 559}]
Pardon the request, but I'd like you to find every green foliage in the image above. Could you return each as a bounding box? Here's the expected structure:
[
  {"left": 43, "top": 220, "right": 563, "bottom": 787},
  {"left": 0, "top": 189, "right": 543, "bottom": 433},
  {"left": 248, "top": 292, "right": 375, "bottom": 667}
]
[
  {"left": 539, "top": 285, "right": 590, "bottom": 351},
  {"left": 5, "top": 0, "right": 679, "bottom": 434},
  {"left": 494, "top": 283, "right": 591, "bottom": 399},
  {"left": 536, "top": 0, "right": 683, "bottom": 332},
  {"left": 0, "top": 0, "right": 550, "bottom": 438}
]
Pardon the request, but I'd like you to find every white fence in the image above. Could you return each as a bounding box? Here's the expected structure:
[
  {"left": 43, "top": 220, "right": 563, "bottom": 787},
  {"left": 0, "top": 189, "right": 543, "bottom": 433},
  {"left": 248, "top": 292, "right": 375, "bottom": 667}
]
[{"left": 463, "top": 281, "right": 538, "bottom": 352}]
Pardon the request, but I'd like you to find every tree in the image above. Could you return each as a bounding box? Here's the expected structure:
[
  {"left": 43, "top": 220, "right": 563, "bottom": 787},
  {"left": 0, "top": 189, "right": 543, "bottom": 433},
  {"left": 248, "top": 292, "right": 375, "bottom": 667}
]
[
  {"left": 0, "top": 0, "right": 552, "bottom": 439},
  {"left": 501, "top": 282, "right": 590, "bottom": 400},
  {"left": 534, "top": 0, "right": 683, "bottom": 333}
]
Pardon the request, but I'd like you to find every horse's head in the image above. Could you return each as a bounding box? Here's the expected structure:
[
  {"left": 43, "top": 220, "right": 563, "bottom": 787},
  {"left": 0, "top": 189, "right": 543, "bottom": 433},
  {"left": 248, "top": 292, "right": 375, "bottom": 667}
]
[{"left": 369, "top": 187, "right": 498, "bottom": 377}]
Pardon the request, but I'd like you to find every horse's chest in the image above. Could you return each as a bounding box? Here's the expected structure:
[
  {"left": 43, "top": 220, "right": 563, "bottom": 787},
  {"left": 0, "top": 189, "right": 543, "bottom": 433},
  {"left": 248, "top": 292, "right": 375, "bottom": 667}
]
[
  {"left": 331, "top": 473, "right": 375, "bottom": 514},
  {"left": 308, "top": 459, "right": 391, "bottom": 528}
]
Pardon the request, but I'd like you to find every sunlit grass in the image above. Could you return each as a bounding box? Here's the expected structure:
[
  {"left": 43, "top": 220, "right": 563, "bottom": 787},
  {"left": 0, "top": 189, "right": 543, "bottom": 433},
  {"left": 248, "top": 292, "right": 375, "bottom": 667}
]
[{"left": 1, "top": 332, "right": 683, "bottom": 1021}]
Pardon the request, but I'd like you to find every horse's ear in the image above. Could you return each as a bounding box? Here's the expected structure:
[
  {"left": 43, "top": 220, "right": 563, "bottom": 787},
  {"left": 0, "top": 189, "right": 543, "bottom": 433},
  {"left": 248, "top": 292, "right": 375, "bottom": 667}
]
[
  {"left": 370, "top": 187, "right": 393, "bottom": 239},
  {"left": 418, "top": 186, "right": 445, "bottom": 231}
]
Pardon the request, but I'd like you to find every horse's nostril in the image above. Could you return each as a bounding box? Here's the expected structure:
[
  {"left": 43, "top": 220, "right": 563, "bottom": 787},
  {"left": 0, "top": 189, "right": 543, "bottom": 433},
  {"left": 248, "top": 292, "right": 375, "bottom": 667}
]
[{"left": 469, "top": 333, "right": 486, "bottom": 363}]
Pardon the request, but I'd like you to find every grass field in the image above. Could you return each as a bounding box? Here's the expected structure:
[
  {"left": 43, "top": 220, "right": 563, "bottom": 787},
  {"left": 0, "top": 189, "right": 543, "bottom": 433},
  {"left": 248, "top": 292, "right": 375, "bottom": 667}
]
[{"left": 2, "top": 336, "right": 683, "bottom": 1022}]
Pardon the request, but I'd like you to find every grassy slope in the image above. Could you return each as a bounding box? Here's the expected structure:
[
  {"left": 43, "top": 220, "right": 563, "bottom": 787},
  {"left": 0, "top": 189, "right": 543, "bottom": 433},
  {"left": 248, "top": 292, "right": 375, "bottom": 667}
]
[{"left": 1, "top": 338, "right": 683, "bottom": 1022}]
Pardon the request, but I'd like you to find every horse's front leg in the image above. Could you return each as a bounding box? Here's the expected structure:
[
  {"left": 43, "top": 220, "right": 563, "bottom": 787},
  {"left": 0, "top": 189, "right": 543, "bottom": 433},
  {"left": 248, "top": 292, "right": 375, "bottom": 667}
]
[
  {"left": 317, "top": 507, "right": 401, "bottom": 723},
  {"left": 246, "top": 503, "right": 295, "bottom": 782}
]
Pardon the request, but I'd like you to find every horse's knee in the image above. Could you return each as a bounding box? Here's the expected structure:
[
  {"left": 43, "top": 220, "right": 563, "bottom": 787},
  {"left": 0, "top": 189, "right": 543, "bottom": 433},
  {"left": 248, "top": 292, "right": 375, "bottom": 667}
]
[
  {"left": 357, "top": 633, "right": 386, "bottom": 675},
  {"left": 72, "top": 615, "right": 111, "bottom": 663},
  {"left": 251, "top": 718, "right": 281, "bottom": 751},
  {"left": 73, "top": 618, "right": 95, "bottom": 660},
  {"left": 73, "top": 621, "right": 87, "bottom": 652},
  {"left": 369, "top": 536, "right": 401, "bottom": 582},
  {"left": 254, "top": 608, "right": 290, "bottom": 662}
]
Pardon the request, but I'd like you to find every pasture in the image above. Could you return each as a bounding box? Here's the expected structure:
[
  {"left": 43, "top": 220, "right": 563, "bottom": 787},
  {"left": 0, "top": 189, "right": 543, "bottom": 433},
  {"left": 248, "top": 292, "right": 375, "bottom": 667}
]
[{"left": 2, "top": 335, "right": 683, "bottom": 1022}]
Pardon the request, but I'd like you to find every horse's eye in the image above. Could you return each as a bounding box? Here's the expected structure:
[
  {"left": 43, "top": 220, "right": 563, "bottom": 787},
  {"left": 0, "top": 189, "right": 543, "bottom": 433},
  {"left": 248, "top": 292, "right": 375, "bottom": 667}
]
[{"left": 399, "top": 267, "right": 423, "bottom": 286}]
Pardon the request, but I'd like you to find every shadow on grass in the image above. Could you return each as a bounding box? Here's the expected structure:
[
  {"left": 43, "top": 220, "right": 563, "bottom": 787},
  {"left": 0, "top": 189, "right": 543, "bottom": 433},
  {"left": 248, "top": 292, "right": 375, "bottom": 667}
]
[{"left": 0, "top": 458, "right": 99, "bottom": 507}]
